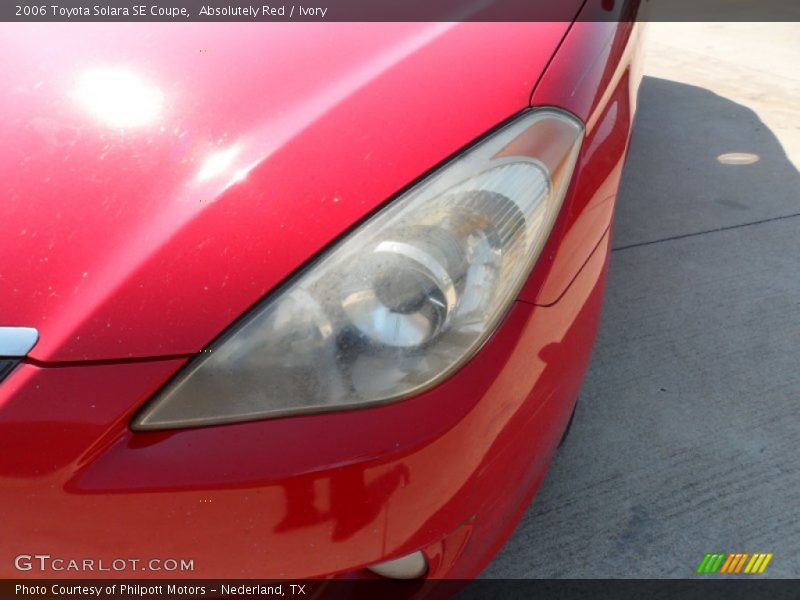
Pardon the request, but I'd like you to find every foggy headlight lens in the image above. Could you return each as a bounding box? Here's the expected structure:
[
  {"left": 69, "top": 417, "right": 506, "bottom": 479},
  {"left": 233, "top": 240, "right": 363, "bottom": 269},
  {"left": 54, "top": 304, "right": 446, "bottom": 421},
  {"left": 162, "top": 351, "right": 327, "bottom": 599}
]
[{"left": 134, "top": 109, "right": 583, "bottom": 430}]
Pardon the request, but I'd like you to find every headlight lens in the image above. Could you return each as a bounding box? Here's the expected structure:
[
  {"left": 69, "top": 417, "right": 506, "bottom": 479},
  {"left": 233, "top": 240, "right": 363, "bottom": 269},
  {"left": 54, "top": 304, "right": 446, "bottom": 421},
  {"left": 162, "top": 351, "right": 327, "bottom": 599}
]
[{"left": 134, "top": 109, "right": 583, "bottom": 430}]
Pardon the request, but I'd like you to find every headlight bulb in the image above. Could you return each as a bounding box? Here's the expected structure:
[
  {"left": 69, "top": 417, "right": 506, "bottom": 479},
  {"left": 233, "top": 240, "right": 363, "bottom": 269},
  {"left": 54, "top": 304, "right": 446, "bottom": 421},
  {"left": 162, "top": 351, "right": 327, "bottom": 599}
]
[{"left": 342, "top": 225, "right": 467, "bottom": 348}]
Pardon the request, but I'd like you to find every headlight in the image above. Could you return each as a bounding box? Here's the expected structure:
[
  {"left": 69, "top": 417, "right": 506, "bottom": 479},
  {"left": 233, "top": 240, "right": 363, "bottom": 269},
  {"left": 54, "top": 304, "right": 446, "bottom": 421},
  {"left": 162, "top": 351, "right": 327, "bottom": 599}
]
[{"left": 134, "top": 109, "right": 583, "bottom": 430}]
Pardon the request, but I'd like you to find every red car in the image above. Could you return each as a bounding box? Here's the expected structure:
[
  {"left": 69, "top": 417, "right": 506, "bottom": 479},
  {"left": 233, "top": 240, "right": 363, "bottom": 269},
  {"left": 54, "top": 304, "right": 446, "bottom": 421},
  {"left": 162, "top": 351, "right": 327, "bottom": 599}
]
[{"left": 1, "top": 5, "right": 643, "bottom": 583}]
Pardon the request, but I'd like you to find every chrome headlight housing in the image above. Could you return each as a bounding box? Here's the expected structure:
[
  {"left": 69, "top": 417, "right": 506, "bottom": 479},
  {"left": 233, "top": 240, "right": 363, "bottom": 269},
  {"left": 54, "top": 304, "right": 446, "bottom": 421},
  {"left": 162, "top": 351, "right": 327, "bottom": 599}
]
[{"left": 134, "top": 109, "right": 583, "bottom": 430}]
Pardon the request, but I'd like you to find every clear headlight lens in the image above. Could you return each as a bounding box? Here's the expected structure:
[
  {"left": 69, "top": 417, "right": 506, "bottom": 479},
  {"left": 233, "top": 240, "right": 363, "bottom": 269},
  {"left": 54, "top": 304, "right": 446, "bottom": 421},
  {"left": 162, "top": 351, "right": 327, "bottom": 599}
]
[{"left": 134, "top": 109, "right": 583, "bottom": 430}]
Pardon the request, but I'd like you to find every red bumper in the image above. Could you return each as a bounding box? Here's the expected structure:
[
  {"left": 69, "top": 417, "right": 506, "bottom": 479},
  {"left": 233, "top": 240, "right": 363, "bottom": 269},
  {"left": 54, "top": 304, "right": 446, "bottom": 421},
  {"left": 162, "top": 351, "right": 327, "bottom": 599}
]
[{"left": 0, "top": 227, "right": 610, "bottom": 579}]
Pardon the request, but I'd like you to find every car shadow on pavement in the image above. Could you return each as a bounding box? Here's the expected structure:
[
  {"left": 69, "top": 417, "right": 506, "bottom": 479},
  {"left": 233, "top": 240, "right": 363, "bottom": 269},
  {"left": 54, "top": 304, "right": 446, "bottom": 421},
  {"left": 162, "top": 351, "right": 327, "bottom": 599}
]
[
  {"left": 614, "top": 76, "right": 800, "bottom": 248},
  {"left": 482, "top": 76, "right": 800, "bottom": 578}
]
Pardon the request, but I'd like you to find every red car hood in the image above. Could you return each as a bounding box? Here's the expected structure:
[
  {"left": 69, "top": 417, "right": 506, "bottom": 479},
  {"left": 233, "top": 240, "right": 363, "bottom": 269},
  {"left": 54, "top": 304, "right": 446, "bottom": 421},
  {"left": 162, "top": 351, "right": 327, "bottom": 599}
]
[{"left": 0, "top": 21, "right": 578, "bottom": 362}]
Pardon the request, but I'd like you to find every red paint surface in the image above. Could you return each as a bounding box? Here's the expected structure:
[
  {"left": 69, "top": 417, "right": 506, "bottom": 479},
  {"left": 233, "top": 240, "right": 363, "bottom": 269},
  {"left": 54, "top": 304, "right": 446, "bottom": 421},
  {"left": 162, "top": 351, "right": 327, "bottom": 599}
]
[
  {"left": 520, "top": 18, "right": 645, "bottom": 305},
  {"left": 1, "top": 7, "right": 642, "bottom": 580}
]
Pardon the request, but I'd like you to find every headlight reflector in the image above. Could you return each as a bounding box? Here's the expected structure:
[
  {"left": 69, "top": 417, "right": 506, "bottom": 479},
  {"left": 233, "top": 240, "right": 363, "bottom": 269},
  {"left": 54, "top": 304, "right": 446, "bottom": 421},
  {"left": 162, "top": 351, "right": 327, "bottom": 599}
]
[{"left": 134, "top": 109, "right": 583, "bottom": 430}]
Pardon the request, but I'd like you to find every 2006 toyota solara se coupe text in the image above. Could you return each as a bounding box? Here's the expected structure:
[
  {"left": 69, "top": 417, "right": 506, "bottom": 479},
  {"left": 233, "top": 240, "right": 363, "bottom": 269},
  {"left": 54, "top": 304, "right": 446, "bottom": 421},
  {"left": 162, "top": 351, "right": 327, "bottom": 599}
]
[{"left": 1, "top": 3, "right": 642, "bottom": 582}]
